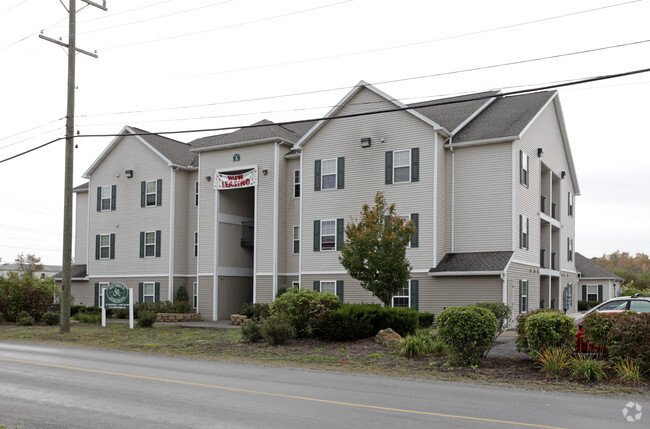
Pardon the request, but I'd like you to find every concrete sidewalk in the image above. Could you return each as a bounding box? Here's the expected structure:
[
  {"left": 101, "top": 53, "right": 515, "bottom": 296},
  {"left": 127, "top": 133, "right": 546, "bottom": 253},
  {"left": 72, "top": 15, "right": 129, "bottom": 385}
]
[{"left": 487, "top": 331, "right": 530, "bottom": 358}]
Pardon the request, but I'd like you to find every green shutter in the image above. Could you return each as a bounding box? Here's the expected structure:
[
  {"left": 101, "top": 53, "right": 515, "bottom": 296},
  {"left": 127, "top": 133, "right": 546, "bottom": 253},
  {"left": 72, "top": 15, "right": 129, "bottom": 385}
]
[
  {"left": 95, "top": 235, "right": 100, "bottom": 260},
  {"left": 97, "top": 187, "right": 101, "bottom": 211},
  {"left": 141, "top": 181, "right": 146, "bottom": 207},
  {"left": 582, "top": 284, "right": 587, "bottom": 301},
  {"left": 314, "top": 160, "right": 321, "bottom": 191},
  {"left": 410, "top": 213, "right": 419, "bottom": 248},
  {"left": 410, "top": 280, "right": 419, "bottom": 311},
  {"left": 337, "top": 157, "right": 344, "bottom": 189},
  {"left": 313, "top": 281, "right": 320, "bottom": 292},
  {"left": 138, "top": 283, "right": 143, "bottom": 303},
  {"left": 336, "top": 280, "right": 344, "bottom": 302},
  {"left": 94, "top": 283, "right": 99, "bottom": 307},
  {"left": 111, "top": 185, "right": 116, "bottom": 211},
  {"left": 519, "top": 150, "right": 523, "bottom": 184},
  {"left": 155, "top": 230, "right": 161, "bottom": 257},
  {"left": 336, "top": 218, "right": 344, "bottom": 251},
  {"left": 313, "top": 220, "right": 320, "bottom": 252},
  {"left": 110, "top": 233, "right": 115, "bottom": 259},
  {"left": 385, "top": 151, "right": 393, "bottom": 184},
  {"left": 597, "top": 285, "right": 603, "bottom": 302},
  {"left": 156, "top": 179, "right": 162, "bottom": 206},
  {"left": 411, "top": 148, "right": 419, "bottom": 182},
  {"left": 519, "top": 215, "right": 523, "bottom": 249},
  {"left": 139, "top": 232, "right": 145, "bottom": 258},
  {"left": 155, "top": 282, "right": 161, "bottom": 303}
]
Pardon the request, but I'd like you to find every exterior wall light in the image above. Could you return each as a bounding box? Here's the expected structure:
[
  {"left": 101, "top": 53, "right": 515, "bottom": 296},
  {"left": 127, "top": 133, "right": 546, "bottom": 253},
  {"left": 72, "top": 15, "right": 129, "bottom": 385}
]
[
  {"left": 125, "top": 170, "right": 133, "bottom": 178},
  {"left": 537, "top": 148, "right": 543, "bottom": 157},
  {"left": 262, "top": 169, "right": 269, "bottom": 175},
  {"left": 205, "top": 176, "right": 211, "bottom": 182},
  {"left": 360, "top": 137, "right": 371, "bottom": 148}
]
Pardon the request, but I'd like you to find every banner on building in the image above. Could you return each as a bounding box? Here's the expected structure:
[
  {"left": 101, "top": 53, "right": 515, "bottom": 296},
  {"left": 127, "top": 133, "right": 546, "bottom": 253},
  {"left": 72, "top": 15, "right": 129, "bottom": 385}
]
[{"left": 215, "top": 169, "right": 258, "bottom": 190}]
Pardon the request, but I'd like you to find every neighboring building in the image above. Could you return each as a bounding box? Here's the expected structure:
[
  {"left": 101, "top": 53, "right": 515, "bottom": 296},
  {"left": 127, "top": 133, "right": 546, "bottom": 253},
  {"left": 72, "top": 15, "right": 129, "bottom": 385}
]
[
  {"left": 60, "top": 81, "right": 581, "bottom": 319},
  {"left": 1, "top": 263, "right": 62, "bottom": 279},
  {"left": 575, "top": 252, "right": 624, "bottom": 303}
]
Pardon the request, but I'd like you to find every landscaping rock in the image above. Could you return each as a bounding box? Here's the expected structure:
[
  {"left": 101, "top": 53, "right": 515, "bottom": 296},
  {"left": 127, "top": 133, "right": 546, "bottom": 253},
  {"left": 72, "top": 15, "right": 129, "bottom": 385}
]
[
  {"left": 374, "top": 328, "right": 404, "bottom": 348},
  {"left": 230, "top": 314, "right": 248, "bottom": 325}
]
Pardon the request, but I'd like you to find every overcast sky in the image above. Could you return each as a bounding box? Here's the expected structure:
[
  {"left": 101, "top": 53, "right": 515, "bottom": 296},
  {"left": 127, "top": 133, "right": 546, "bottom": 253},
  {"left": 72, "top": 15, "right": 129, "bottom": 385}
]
[{"left": 1, "top": 0, "right": 649, "bottom": 265}]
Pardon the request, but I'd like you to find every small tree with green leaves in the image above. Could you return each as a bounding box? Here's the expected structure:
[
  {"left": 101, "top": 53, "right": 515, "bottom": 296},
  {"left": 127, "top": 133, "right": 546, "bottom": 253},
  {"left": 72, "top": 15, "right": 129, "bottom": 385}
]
[{"left": 339, "top": 191, "right": 416, "bottom": 307}]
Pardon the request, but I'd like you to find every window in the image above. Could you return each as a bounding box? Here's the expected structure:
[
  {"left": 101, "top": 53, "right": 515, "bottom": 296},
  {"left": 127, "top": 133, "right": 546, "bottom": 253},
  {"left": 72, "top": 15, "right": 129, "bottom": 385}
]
[
  {"left": 99, "top": 234, "right": 110, "bottom": 259},
  {"left": 568, "top": 192, "right": 574, "bottom": 217},
  {"left": 293, "top": 226, "right": 300, "bottom": 254},
  {"left": 321, "top": 159, "right": 337, "bottom": 190},
  {"left": 194, "top": 232, "right": 198, "bottom": 258},
  {"left": 520, "top": 150, "right": 529, "bottom": 187},
  {"left": 292, "top": 281, "right": 300, "bottom": 288},
  {"left": 140, "top": 230, "right": 161, "bottom": 258},
  {"left": 567, "top": 237, "right": 573, "bottom": 262},
  {"left": 193, "top": 281, "right": 198, "bottom": 308},
  {"left": 314, "top": 158, "right": 344, "bottom": 191},
  {"left": 294, "top": 170, "right": 300, "bottom": 198},
  {"left": 519, "top": 215, "right": 529, "bottom": 250},
  {"left": 392, "top": 281, "right": 410, "bottom": 307},
  {"left": 97, "top": 185, "right": 116, "bottom": 212},
  {"left": 385, "top": 148, "right": 419, "bottom": 184},
  {"left": 630, "top": 300, "right": 650, "bottom": 313},
  {"left": 396, "top": 214, "right": 419, "bottom": 248},
  {"left": 520, "top": 280, "right": 528, "bottom": 313},
  {"left": 98, "top": 282, "right": 109, "bottom": 308},
  {"left": 195, "top": 181, "right": 199, "bottom": 207},
  {"left": 320, "top": 220, "right": 336, "bottom": 251},
  {"left": 143, "top": 282, "right": 155, "bottom": 303},
  {"left": 141, "top": 179, "right": 162, "bottom": 207},
  {"left": 146, "top": 181, "right": 157, "bottom": 206},
  {"left": 599, "top": 300, "right": 627, "bottom": 311},
  {"left": 587, "top": 285, "right": 598, "bottom": 302},
  {"left": 313, "top": 280, "right": 343, "bottom": 301},
  {"left": 320, "top": 280, "right": 336, "bottom": 294}
]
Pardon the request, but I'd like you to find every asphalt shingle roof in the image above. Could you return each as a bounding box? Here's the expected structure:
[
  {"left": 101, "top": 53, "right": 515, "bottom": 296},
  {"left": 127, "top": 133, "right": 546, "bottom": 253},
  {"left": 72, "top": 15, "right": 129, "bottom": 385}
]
[
  {"left": 190, "top": 120, "right": 318, "bottom": 148},
  {"left": 575, "top": 253, "right": 624, "bottom": 281},
  {"left": 54, "top": 264, "right": 87, "bottom": 280},
  {"left": 130, "top": 126, "right": 198, "bottom": 167},
  {"left": 429, "top": 251, "right": 514, "bottom": 274}
]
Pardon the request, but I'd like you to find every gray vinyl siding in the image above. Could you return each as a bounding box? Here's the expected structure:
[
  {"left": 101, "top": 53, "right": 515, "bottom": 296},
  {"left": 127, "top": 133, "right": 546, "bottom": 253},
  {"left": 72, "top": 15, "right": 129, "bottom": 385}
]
[
  {"left": 197, "top": 276, "right": 213, "bottom": 318},
  {"left": 435, "top": 138, "right": 446, "bottom": 266},
  {"left": 74, "top": 191, "right": 89, "bottom": 264},
  {"left": 256, "top": 276, "right": 274, "bottom": 303},
  {"left": 173, "top": 169, "right": 189, "bottom": 276},
  {"left": 87, "top": 135, "right": 171, "bottom": 276},
  {"left": 70, "top": 281, "right": 93, "bottom": 307},
  {"left": 285, "top": 158, "right": 301, "bottom": 274},
  {"left": 506, "top": 262, "right": 540, "bottom": 315},
  {"left": 452, "top": 142, "right": 512, "bottom": 252},
  {"left": 420, "top": 276, "right": 502, "bottom": 316},
  {"left": 301, "top": 87, "right": 437, "bottom": 273},
  {"left": 184, "top": 171, "right": 199, "bottom": 276},
  {"left": 444, "top": 151, "right": 453, "bottom": 253}
]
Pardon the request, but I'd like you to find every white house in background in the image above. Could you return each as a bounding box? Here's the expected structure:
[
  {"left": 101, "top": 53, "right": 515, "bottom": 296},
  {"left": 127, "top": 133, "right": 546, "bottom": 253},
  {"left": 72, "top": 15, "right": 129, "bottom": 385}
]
[
  {"left": 58, "top": 81, "right": 582, "bottom": 319},
  {"left": 575, "top": 252, "right": 624, "bottom": 303},
  {"left": 1, "top": 263, "right": 62, "bottom": 279}
]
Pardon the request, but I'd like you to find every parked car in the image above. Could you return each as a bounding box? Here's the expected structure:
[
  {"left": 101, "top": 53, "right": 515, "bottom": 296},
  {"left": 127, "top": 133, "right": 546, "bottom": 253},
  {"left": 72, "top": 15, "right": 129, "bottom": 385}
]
[{"left": 572, "top": 294, "right": 650, "bottom": 353}]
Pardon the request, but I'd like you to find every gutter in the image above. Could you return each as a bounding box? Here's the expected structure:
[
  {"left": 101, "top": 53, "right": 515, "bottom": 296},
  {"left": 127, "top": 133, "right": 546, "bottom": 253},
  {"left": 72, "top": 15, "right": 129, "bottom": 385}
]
[{"left": 428, "top": 270, "right": 504, "bottom": 277}]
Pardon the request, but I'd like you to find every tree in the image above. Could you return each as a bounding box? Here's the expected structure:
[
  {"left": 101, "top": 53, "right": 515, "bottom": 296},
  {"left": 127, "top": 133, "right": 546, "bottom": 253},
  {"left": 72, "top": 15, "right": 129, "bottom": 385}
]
[
  {"left": 339, "top": 191, "right": 416, "bottom": 306},
  {"left": 14, "top": 253, "right": 44, "bottom": 277}
]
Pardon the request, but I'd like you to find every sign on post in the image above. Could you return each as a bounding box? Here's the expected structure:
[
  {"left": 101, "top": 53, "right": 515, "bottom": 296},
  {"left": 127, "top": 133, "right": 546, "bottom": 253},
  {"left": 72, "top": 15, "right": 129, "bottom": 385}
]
[{"left": 102, "top": 282, "right": 134, "bottom": 329}]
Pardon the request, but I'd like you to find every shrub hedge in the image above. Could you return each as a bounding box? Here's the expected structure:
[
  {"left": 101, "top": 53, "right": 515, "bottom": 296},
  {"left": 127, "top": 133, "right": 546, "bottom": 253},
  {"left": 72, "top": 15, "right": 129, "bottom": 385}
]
[
  {"left": 321, "top": 304, "right": 421, "bottom": 341},
  {"left": 269, "top": 287, "right": 340, "bottom": 337},
  {"left": 516, "top": 308, "right": 561, "bottom": 353},
  {"left": 0, "top": 272, "right": 58, "bottom": 322},
  {"left": 582, "top": 311, "right": 619, "bottom": 350},
  {"left": 578, "top": 300, "right": 601, "bottom": 312},
  {"left": 523, "top": 312, "right": 576, "bottom": 358},
  {"left": 475, "top": 302, "right": 511, "bottom": 335},
  {"left": 436, "top": 306, "right": 497, "bottom": 366},
  {"left": 606, "top": 312, "right": 650, "bottom": 372},
  {"left": 239, "top": 302, "right": 270, "bottom": 322}
]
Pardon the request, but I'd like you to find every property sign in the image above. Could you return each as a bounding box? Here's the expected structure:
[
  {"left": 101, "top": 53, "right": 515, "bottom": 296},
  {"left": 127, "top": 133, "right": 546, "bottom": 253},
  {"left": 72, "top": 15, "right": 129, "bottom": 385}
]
[
  {"left": 104, "top": 282, "right": 130, "bottom": 309},
  {"left": 215, "top": 169, "right": 257, "bottom": 190}
]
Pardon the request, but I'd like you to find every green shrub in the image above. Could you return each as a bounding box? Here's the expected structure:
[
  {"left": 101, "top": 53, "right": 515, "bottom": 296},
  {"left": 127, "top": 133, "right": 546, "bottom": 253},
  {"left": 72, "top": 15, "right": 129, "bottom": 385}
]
[
  {"left": 269, "top": 287, "right": 340, "bottom": 337},
  {"left": 239, "top": 302, "right": 270, "bottom": 322},
  {"left": 378, "top": 306, "right": 419, "bottom": 337},
  {"left": 322, "top": 303, "right": 379, "bottom": 341},
  {"left": 175, "top": 282, "right": 189, "bottom": 303},
  {"left": 261, "top": 315, "right": 295, "bottom": 345},
  {"left": 42, "top": 312, "right": 60, "bottom": 326},
  {"left": 606, "top": 312, "right": 650, "bottom": 372},
  {"left": 134, "top": 301, "right": 189, "bottom": 318},
  {"left": 516, "top": 308, "right": 561, "bottom": 353},
  {"left": 569, "top": 354, "right": 608, "bottom": 381},
  {"left": 475, "top": 302, "right": 511, "bottom": 335},
  {"left": 70, "top": 305, "right": 86, "bottom": 317},
  {"left": 74, "top": 313, "right": 101, "bottom": 324},
  {"left": 16, "top": 310, "right": 34, "bottom": 326},
  {"left": 400, "top": 329, "right": 435, "bottom": 358},
  {"left": 523, "top": 312, "right": 576, "bottom": 358},
  {"left": 241, "top": 320, "right": 264, "bottom": 342},
  {"left": 114, "top": 308, "right": 129, "bottom": 319},
  {"left": 276, "top": 285, "right": 287, "bottom": 297},
  {"left": 431, "top": 338, "right": 448, "bottom": 355},
  {"left": 436, "top": 306, "right": 497, "bottom": 366},
  {"left": 79, "top": 306, "right": 102, "bottom": 316},
  {"left": 582, "top": 311, "right": 618, "bottom": 351},
  {"left": 613, "top": 358, "right": 645, "bottom": 384},
  {"left": 137, "top": 310, "right": 156, "bottom": 328},
  {"left": 417, "top": 312, "right": 435, "bottom": 329},
  {"left": 536, "top": 347, "right": 571, "bottom": 377},
  {"left": 0, "top": 272, "right": 58, "bottom": 322},
  {"left": 578, "top": 300, "right": 601, "bottom": 311}
]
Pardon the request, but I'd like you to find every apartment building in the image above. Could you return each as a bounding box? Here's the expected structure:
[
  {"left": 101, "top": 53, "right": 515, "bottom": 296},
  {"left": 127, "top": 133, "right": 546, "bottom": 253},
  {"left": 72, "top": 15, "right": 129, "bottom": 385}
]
[{"left": 61, "top": 81, "right": 580, "bottom": 320}]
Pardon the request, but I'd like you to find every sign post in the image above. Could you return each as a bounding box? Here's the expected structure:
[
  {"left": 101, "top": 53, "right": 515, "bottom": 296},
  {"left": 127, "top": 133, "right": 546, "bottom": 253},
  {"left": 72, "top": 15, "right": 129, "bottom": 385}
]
[{"left": 102, "top": 282, "right": 133, "bottom": 329}]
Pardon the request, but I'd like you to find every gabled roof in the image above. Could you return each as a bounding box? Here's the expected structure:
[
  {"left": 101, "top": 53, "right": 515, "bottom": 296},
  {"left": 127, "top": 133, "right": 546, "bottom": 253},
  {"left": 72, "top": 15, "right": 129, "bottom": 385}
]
[
  {"left": 53, "top": 264, "right": 87, "bottom": 281},
  {"left": 83, "top": 126, "right": 196, "bottom": 177},
  {"left": 429, "top": 251, "right": 513, "bottom": 276},
  {"left": 73, "top": 182, "right": 89, "bottom": 192},
  {"left": 575, "top": 253, "right": 624, "bottom": 281},
  {"left": 190, "top": 119, "right": 318, "bottom": 151}
]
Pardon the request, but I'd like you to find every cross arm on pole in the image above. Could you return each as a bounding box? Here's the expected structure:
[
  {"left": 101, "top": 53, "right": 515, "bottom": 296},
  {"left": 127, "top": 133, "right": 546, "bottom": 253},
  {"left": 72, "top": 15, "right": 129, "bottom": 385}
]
[{"left": 39, "top": 33, "right": 98, "bottom": 58}]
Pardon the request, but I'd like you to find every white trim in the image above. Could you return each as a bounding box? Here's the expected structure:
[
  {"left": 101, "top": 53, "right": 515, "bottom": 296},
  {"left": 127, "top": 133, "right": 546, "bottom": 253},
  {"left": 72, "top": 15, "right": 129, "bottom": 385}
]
[
  {"left": 216, "top": 163, "right": 258, "bottom": 175},
  {"left": 89, "top": 274, "right": 168, "bottom": 278},
  {"left": 292, "top": 225, "right": 300, "bottom": 255},
  {"left": 433, "top": 132, "right": 438, "bottom": 266},
  {"left": 450, "top": 93, "right": 501, "bottom": 135},
  {"left": 300, "top": 270, "right": 348, "bottom": 275},
  {"left": 196, "top": 158, "right": 201, "bottom": 314},
  {"left": 512, "top": 143, "right": 516, "bottom": 250},
  {"left": 518, "top": 93, "right": 556, "bottom": 138},
  {"left": 510, "top": 258, "right": 539, "bottom": 268},
  {"left": 429, "top": 270, "right": 504, "bottom": 277},
  {"left": 445, "top": 136, "right": 519, "bottom": 149},
  {"left": 253, "top": 177, "right": 258, "bottom": 303},
  {"left": 213, "top": 188, "right": 219, "bottom": 322},
  {"left": 192, "top": 137, "right": 293, "bottom": 153},
  {"left": 273, "top": 142, "right": 279, "bottom": 299},
  {"left": 256, "top": 272, "right": 299, "bottom": 276},
  {"left": 168, "top": 168, "right": 176, "bottom": 302},
  {"left": 218, "top": 213, "right": 254, "bottom": 226},
  {"left": 298, "top": 151, "right": 303, "bottom": 288},
  {"left": 451, "top": 150, "right": 455, "bottom": 252}
]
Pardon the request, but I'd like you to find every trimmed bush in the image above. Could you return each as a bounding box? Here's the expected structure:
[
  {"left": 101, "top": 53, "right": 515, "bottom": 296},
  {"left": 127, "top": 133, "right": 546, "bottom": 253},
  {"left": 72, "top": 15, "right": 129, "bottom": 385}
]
[
  {"left": 239, "top": 303, "right": 270, "bottom": 322},
  {"left": 241, "top": 320, "right": 264, "bottom": 342},
  {"left": 74, "top": 313, "right": 101, "bottom": 324},
  {"left": 606, "top": 312, "right": 650, "bottom": 372},
  {"left": 261, "top": 315, "right": 295, "bottom": 345},
  {"left": 578, "top": 300, "right": 601, "bottom": 312},
  {"left": 475, "top": 302, "right": 511, "bottom": 335},
  {"left": 70, "top": 305, "right": 86, "bottom": 317},
  {"left": 523, "top": 312, "right": 576, "bottom": 358},
  {"left": 137, "top": 310, "right": 156, "bottom": 328},
  {"left": 582, "top": 311, "right": 619, "bottom": 351},
  {"left": 134, "top": 300, "right": 189, "bottom": 318},
  {"left": 322, "top": 304, "right": 381, "bottom": 341},
  {"left": 378, "top": 306, "right": 419, "bottom": 337},
  {"left": 175, "top": 282, "right": 189, "bottom": 303},
  {"left": 417, "top": 312, "right": 435, "bottom": 329},
  {"left": 437, "top": 306, "right": 497, "bottom": 366},
  {"left": 0, "top": 272, "right": 58, "bottom": 322},
  {"left": 269, "top": 287, "right": 340, "bottom": 337},
  {"left": 42, "top": 312, "right": 60, "bottom": 326},
  {"left": 16, "top": 310, "right": 34, "bottom": 326},
  {"left": 78, "top": 306, "right": 102, "bottom": 316},
  {"left": 516, "top": 308, "right": 561, "bottom": 353}
]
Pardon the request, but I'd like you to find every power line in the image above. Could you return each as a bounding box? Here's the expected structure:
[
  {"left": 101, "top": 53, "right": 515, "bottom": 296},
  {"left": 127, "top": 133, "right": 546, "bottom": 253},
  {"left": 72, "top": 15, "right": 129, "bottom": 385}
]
[
  {"left": 0, "top": 0, "right": 29, "bottom": 18},
  {"left": 3, "top": 66, "right": 650, "bottom": 165},
  {"left": 0, "top": 118, "right": 64, "bottom": 145}
]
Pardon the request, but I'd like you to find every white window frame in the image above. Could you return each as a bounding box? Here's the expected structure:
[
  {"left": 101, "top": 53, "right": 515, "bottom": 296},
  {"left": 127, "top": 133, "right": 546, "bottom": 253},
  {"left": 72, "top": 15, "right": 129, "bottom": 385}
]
[
  {"left": 194, "top": 232, "right": 198, "bottom": 258},
  {"left": 144, "top": 231, "right": 156, "bottom": 258},
  {"left": 195, "top": 181, "right": 199, "bottom": 207},
  {"left": 521, "top": 151, "right": 529, "bottom": 187},
  {"left": 520, "top": 215, "right": 529, "bottom": 250},
  {"left": 320, "top": 280, "right": 336, "bottom": 295},
  {"left": 192, "top": 281, "right": 198, "bottom": 308},
  {"left": 292, "top": 281, "right": 300, "bottom": 288},
  {"left": 321, "top": 158, "right": 337, "bottom": 190},
  {"left": 99, "top": 234, "right": 111, "bottom": 259},
  {"left": 294, "top": 170, "right": 300, "bottom": 198},
  {"left": 293, "top": 226, "right": 300, "bottom": 254},
  {"left": 567, "top": 237, "right": 573, "bottom": 262},
  {"left": 587, "top": 285, "right": 598, "bottom": 302},
  {"left": 98, "top": 282, "right": 109, "bottom": 308},
  {"left": 100, "top": 186, "right": 112, "bottom": 211},
  {"left": 143, "top": 282, "right": 155, "bottom": 304},
  {"left": 145, "top": 180, "right": 157, "bottom": 207},
  {"left": 521, "top": 280, "right": 528, "bottom": 313},
  {"left": 400, "top": 214, "right": 412, "bottom": 248},
  {"left": 320, "top": 219, "right": 336, "bottom": 251},
  {"left": 568, "top": 192, "right": 574, "bottom": 217},
  {"left": 392, "top": 280, "right": 410, "bottom": 308},
  {"left": 393, "top": 149, "right": 411, "bottom": 183}
]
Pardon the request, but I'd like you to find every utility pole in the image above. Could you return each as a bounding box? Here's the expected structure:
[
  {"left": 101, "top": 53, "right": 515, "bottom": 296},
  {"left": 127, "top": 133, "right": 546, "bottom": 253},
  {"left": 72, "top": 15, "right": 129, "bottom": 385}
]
[{"left": 41, "top": 0, "right": 106, "bottom": 333}]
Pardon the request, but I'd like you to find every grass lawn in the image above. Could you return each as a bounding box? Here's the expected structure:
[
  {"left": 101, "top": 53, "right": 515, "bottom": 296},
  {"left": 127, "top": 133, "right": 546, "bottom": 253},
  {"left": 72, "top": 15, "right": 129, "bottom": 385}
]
[{"left": 1, "top": 322, "right": 648, "bottom": 397}]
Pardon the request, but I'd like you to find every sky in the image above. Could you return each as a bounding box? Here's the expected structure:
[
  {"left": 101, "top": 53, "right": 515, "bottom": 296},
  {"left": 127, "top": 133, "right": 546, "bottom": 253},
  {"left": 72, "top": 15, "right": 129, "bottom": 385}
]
[{"left": 1, "top": 0, "right": 649, "bottom": 266}]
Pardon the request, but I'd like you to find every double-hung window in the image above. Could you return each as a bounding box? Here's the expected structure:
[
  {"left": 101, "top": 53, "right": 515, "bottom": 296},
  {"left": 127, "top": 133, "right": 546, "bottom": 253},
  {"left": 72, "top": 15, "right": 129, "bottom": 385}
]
[
  {"left": 193, "top": 282, "right": 198, "bottom": 308},
  {"left": 97, "top": 185, "right": 116, "bottom": 211},
  {"left": 321, "top": 159, "right": 337, "bottom": 190},
  {"left": 519, "top": 215, "right": 529, "bottom": 250},
  {"left": 195, "top": 181, "right": 199, "bottom": 207},
  {"left": 97, "top": 282, "right": 109, "bottom": 308},
  {"left": 293, "top": 226, "right": 300, "bottom": 254},
  {"left": 392, "top": 282, "right": 410, "bottom": 307},
  {"left": 314, "top": 158, "right": 344, "bottom": 191},
  {"left": 587, "top": 285, "right": 598, "bottom": 302},
  {"left": 141, "top": 179, "right": 162, "bottom": 207},
  {"left": 520, "top": 280, "right": 528, "bottom": 313},
  {"left": 568, "top": 192, "right": 574, "bottom": 217},
  {"left": 567, "top": 237, "right": 573, "bottom": 262},
  {"left": 385, "top": 148, "right": 419, "bottom": 184},
  {"left": 294, "top": 170, "right": 300, "bottom": 198},
  {"left": 140, "top": 230, "right": 161, "bottom": 258},
  {"left": 143, "top": 282, "right": 155, "bottom": 303},
  {"left": 520, "top": 150, "right": 529, "bottom": 187},
  {"left": 95, "top": 233, "right": 115, "bottom": 260},
  {"left": 320, "top": 220, "right": 336, "bottom": 251},
  {"left": 146, "top": 181, "right": 157, "bottom": 206},
  {"left": 313, "top": 280, "right": 344, "bottom": 301},
  {"left": 194, "top": 232, "right": 198, "bottom": 258}
]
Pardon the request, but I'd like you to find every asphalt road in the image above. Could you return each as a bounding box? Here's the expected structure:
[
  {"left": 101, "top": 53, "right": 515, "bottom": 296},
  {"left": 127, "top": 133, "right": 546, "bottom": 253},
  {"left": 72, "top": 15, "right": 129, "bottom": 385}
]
[{"left": 0, "top": 341, "right": 646, "bottom": 429}]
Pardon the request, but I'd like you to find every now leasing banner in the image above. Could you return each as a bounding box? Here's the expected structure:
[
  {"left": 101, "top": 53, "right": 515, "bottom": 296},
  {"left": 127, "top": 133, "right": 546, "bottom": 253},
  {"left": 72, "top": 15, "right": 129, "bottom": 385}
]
[{"left": 215, "top": 169, "right": 258, "bottom": 190}]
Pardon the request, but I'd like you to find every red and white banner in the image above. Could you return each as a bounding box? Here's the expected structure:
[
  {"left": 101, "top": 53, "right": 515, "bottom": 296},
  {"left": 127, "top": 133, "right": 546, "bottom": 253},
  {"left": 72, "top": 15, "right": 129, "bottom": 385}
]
[{"left": 215, "top": 169, "right": 258, "bottom": 190}]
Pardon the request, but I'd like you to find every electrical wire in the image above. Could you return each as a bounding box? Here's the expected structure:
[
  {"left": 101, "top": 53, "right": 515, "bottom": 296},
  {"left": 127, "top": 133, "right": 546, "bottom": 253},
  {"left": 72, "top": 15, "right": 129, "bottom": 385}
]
[
  {"left": 0, "top": 0, "right": 29, "bottom": 18},
  {"left": 0, "top": 118, "right": 64, "bottom": 145},
  {"left": 3, "top": 66, "right": 649, "bottom": 165}
]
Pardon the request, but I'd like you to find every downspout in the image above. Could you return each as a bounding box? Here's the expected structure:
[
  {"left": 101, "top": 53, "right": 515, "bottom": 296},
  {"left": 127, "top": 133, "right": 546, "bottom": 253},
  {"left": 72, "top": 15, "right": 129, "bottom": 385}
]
[
  {"left": 449, "top": 136, "right": 455, "bottom": 253},
  {"left": 298, "top": 148, "right": 303, "bottom": 289},
  {"left": 433, "top": 132, "right": 438, "bottom": 267},
  {"left": 213, "top": 183, "right": 220, "bottom": 321},
  {"left": 168, "top": 167, "right": 178, "bottom": 302},
  {"left": 195, "top": 158, "right": 201, "bottom": 314},
  {"left": 272, "top": 142, "right": 279, "bottom": 299},
  {"left": 501, "top": 273, "right": 507, "bottom": 305}
]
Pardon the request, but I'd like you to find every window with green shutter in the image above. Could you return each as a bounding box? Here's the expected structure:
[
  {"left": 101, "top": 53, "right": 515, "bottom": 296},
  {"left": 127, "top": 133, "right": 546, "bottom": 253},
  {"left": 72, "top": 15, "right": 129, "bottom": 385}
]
[
  {"left": 386, "top": 148, "right": 419, "bottom": 184},
  {"left": 141, "top": 179, "right": 162, "bottom": 207},
  {"left": 315, "top": 158, "right": 344, "bottom": 191}
]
